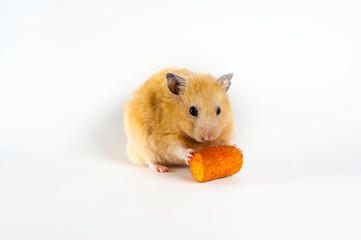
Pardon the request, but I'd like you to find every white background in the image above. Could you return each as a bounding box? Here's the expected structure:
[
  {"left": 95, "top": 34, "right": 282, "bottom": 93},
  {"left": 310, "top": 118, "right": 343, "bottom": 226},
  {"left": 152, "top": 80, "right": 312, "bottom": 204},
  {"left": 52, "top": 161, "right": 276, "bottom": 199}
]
[{"left": 1, "top": 0, "right": 361, "bottom": 239}]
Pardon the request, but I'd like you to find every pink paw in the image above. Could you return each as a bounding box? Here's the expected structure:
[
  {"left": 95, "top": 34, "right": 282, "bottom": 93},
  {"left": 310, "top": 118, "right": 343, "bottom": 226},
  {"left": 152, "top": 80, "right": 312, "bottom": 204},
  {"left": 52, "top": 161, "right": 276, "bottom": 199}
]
[
  {"left": 233, "top": 144, "right": 243, "bottom": 153},
  {"left": 149, "top": 163, "right": 169, "bottom": 173},
  {"left": 184, "top": 148, "right": 195, "bottom": 166}
]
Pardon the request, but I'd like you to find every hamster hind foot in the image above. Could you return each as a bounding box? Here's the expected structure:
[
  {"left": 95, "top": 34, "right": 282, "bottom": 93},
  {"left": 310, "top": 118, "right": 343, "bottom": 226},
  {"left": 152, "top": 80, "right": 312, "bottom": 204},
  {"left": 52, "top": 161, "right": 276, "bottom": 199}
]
[{"left": 148, "top": 163, "right": 169, "bottom": 173}]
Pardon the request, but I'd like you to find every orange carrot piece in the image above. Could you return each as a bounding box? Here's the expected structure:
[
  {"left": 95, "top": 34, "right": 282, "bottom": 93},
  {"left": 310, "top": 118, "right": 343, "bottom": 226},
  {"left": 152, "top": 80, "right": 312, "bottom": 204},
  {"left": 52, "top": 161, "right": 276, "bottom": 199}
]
[{"left": 189, "top": 146, "right": 243, "bottom": 182}]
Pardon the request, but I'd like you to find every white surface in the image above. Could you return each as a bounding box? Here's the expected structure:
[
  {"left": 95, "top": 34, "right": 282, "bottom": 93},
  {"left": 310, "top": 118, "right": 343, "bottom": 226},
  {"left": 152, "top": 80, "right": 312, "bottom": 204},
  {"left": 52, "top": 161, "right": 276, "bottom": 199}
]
[{"left": 1, "top": 0, "right": 361, "bottom": 239}]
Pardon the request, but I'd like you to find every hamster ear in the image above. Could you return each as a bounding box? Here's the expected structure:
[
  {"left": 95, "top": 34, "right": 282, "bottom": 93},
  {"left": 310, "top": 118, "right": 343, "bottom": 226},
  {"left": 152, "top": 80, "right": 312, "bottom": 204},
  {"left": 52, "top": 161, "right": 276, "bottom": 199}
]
[
  {"left": 166, "top": 73, "right": 186, "bottom": 95},
  {"left": 217, "top": 73, "right": 233, "bottom": 92}
]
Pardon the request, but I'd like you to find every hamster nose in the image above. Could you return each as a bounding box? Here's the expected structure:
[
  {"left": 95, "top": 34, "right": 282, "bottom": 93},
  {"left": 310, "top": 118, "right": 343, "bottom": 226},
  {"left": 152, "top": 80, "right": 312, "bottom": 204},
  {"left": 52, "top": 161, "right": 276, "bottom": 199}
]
[
  {"left": 200, "top": 127, "right": 216, "bottom": 142},
  {"left": 202, "top": 132, "right": 214, "bottom": 141}
]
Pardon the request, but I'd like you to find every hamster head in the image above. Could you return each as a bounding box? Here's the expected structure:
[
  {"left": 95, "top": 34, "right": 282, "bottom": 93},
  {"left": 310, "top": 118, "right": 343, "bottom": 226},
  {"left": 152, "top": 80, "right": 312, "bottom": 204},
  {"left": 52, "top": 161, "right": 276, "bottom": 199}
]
[{"left": 166, "top": 72, "right": 233, "bottom": 143}]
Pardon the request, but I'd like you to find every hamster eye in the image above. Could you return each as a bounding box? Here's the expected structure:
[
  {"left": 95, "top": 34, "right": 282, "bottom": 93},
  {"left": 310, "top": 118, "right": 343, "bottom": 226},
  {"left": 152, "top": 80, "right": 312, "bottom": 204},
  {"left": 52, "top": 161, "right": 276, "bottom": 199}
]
[
  {"left": 216, "top": 106, "right": 221, "bottom": 115},
  {"left": 189, "top": 106, "right": 198, "bottom": 117}
]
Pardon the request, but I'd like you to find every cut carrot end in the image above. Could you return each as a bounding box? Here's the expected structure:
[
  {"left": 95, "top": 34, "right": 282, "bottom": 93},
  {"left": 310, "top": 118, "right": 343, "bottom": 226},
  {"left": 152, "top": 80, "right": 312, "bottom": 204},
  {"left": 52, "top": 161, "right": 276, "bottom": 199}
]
[{"left": 189, "top": 145, "right": 243, "bottom": 182}]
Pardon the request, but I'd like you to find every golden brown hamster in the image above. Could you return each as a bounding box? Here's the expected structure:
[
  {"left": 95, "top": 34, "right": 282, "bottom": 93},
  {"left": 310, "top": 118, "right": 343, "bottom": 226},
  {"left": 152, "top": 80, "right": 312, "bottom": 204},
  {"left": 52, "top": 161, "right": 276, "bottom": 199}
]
[{"left": 124, "top": 68, "right": 234, "bottom": 173}]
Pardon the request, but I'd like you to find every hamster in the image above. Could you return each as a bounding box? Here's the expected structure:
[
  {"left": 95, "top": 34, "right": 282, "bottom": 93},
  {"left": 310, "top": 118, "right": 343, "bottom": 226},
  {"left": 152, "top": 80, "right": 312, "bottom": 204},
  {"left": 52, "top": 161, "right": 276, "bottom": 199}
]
[{"left": 124, "top": 68, "right": 234, "bottom": 173}]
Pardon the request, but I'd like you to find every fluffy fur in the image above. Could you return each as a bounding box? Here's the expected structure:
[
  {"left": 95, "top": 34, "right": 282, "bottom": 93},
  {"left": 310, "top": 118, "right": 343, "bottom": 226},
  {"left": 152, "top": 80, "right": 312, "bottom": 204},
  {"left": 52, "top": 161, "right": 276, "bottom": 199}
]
[{"left": 124, "top": 68, "right": 234, "bottom": 171}]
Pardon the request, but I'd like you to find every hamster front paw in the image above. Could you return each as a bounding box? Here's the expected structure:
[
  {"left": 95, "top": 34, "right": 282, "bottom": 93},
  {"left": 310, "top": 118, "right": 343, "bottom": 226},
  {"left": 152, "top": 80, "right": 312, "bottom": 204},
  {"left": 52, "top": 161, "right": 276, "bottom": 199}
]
[
  {"left": 184, "top": 148, "right": 195, "bottom": 166},
  {"left": 233, "top": 144, "right": 243, "bottom": 153}
]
